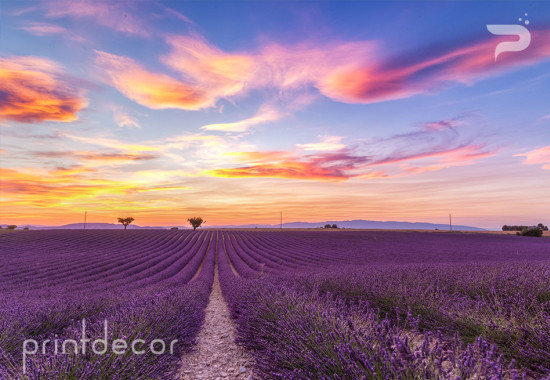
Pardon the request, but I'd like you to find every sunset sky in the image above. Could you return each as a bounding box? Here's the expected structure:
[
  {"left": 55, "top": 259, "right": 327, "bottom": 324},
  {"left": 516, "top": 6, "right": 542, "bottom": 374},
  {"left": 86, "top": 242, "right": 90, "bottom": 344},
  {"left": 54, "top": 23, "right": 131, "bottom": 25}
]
[{"left": 1, "top": 1, "right": 549, "bottom": 229}]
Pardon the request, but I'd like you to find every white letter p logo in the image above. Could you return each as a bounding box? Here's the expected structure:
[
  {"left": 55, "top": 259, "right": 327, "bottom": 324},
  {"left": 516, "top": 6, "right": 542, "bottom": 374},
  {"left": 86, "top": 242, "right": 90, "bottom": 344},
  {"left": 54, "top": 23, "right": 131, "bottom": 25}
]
[{"left": 487, "top": 25, "right": 531, "bottom": 61}]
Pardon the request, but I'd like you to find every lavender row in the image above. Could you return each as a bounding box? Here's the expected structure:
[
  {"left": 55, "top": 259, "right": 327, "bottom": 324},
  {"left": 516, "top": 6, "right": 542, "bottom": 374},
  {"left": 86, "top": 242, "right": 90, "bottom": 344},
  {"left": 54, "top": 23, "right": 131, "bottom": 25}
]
[
  {"left": 218, "top": 254, "right": 527, "bottom": 378},
  {"left": 0, "top": 230, "right": 216, "bottom": 379}
]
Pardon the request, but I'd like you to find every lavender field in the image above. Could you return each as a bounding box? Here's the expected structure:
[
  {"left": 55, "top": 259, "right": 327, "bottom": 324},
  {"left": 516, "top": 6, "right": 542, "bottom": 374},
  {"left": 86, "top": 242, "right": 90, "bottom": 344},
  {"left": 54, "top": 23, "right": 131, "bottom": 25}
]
[{"left": 1, "top": 230, "right": 549, "bottom": 379}]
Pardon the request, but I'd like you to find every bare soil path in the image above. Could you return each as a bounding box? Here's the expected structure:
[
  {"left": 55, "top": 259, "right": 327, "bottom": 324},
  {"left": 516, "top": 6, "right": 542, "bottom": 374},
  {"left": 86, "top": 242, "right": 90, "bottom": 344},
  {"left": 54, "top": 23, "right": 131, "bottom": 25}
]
[{"left": 178, "top": 266, "right": 253, "bottom": 380}]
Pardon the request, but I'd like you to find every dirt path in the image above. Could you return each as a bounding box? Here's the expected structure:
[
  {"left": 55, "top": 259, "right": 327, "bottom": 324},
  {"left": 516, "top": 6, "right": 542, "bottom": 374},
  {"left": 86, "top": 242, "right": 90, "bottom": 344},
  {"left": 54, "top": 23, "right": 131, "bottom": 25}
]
[{"left": 178, "top": 266, "right": 253, "bottom": 380}]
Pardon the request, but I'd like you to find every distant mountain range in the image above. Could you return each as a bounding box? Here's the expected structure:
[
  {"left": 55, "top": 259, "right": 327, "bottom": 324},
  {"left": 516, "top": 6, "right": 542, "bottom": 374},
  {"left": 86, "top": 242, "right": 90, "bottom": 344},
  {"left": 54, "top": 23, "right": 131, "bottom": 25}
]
[
  {"left": 211, "top": 219, "right": 485, "bottom": 231},
  {"left": 14, "top": 220, "right": 485, "bottom": 231},
  {"left": 17, "top": 223, "right": 166, "bottom": 230}
]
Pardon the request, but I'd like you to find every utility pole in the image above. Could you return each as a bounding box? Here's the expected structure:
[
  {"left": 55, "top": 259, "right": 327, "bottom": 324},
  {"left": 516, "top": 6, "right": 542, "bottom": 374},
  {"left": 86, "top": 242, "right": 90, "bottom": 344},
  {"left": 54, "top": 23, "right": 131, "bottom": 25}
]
[
  {"left": 449, "top": 213, "right": 452, "bottom": 231},
  {"left": 84, "top": 211, "right": 87, "bottom": 230}
]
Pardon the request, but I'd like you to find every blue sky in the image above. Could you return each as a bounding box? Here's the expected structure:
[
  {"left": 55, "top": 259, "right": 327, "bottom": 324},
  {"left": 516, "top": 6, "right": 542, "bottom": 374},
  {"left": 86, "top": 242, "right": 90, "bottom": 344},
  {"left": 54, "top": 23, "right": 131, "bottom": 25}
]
[{"left": 1, "top": 0, "right": 549, "bottom": 228}]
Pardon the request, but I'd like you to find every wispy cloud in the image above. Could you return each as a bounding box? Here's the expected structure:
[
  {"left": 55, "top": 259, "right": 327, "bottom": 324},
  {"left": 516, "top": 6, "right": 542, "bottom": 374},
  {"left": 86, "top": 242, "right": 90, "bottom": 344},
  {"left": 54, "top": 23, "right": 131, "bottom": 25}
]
[
  {"left": 208, "top": 149, "right": 373, "bottom": 181},
  {"left": 19, "top": 22, "right": 75, "bottom": 38},
  {"left": 0, "top": 56, "right": 87, "bottom": 123},
  {"left": 370, "top": 143, "right": 495, "bottom": 166},
  {"left": 422, "top": 118, "right": 463, "bottom": 132},
  {"left": 319, "top": 29, "right": 550, "bottom": 104},
  {"left": 95, "top": 50, "right": 211, "bottom": 110},
  {"left": 208, "top": 142, "right": 496, "bottom": 181},
  {"left": 201, "top": 104, "right": 282, "bottom": 132},
  {"left": 113, "top": 107, "right": 141, "bottom": 129},
  {"left": 297, "top": 136, "right": 346, "bottom": 151},
  {"left": 514, "top": 146, "right": 550, "bottom": 170},
  {"left": 207, "top": 116, "right": 497, "bottom": 181},
  {"left": 35, "top": 150, "right": 158, "bottom": 167},
  {"left": 43, "top": 0, "right": 151, "bottom": 37},
  {"left": 98, "top": 29, "right": 550, "bottom": 112},
  {"left": 0, "top": 166, "right": 187, "bottom": 210}
]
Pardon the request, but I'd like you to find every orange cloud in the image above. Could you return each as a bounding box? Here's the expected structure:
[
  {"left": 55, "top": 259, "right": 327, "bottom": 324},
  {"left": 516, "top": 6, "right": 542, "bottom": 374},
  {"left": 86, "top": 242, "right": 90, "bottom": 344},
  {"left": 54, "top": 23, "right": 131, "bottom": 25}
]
[
  {"left": 0, "top": 56, "right": 87, "bottom": 123},
  {"left": 96, "top": 36, "right": 259, "bottom": 112},
  {"left": 0, "top": 167, "right": 188, "bottom": 210},
  {"left": 95, "top": 50, "right": 211, "bottom": 110},
  {"left": 0, "top": 168, "right": 105, "bottom": 204},
  {"left": 515, "top": 146, "right": 550, "bottom": 170},
  {"left": 209, "top": 163, "right": 346, "bottom": 181},
  {"left": 163, "top": 35, "right": 256, "bottom": 98}
]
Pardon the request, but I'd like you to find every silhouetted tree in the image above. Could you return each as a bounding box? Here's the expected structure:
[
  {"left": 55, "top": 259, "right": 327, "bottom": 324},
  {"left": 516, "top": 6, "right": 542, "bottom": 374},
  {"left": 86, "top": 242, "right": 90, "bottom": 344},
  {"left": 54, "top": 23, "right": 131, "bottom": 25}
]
[
  {"left": 520, "top": 227, "right": 543, "bottom": 237},
  {"left": 170, "top": 227, "right": 179, "bottom": 230},
  {"left": 188, "top": 217, "right": 205, "bottom": 231},
  {"left": 331, "top": 224, "right": 338, "bottom": 229},
  {"left": 503, "top": 223, "right": 548, "bottom": 232},
  {"left": 324, "top": 224, "right": 331, "bottom": 229},
  {"left": 117, "top": 217, "right": 134, "bottom": 230},
  {"left": 6, "top": 225, "right": 17, "bottom": 230}
]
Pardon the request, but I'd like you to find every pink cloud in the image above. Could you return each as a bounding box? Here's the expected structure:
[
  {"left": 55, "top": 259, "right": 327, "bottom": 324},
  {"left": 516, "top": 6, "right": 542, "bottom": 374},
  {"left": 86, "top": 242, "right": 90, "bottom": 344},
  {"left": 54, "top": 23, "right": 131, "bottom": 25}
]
[
  {"left": 371, "top": 144, "right": 496, "bottom": 166},
  {"left": 319, "top": 29, "right": 550, "bottom": 104},
  {"left": 162, "top": 35, "right": 374, "bottom": 100},
  {"left": 515, "top": 146, "right": 550, "bottom": 170},
  {"left": 95, "top": 28, "right": 550, "bottom": 114},
  {"left": 20, "top": 22, "right": 68, "bottom": 36},
  {"left": 44, "top": 0, "right": 150, "bottom": 37},
  {"left": 19, "top": 22, "right": 86, "bottom": 42},
  {"left": 422, "top": 119, "right": 463, "bottom": 131}
]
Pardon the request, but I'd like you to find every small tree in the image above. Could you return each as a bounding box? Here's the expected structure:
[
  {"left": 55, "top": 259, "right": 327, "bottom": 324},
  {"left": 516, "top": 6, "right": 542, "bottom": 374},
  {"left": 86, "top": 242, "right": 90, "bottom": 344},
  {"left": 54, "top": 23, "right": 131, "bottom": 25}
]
[
  {"left": 331, "top": 224, "right": 338, "bottom": 229},
  {"left": 537, "top": 223, "right": 549, "bottom": 231},
  {"left": 520, "top": 227, "right": 543, "bottom": 237},
  {"left": 6, "top": 225, "right": 17, "bottom": 230},
  {"left": 324, "top": 224, "right": 331, "bottom": 229},
  {"left": 188, "top": 217, "right": 205, "bottom": 231},
  {"left": 170, "top": 227, "right": 179, "bottom": 230},
  {"left": 117, "top": 217, "right": 134, "bottom": 230}
]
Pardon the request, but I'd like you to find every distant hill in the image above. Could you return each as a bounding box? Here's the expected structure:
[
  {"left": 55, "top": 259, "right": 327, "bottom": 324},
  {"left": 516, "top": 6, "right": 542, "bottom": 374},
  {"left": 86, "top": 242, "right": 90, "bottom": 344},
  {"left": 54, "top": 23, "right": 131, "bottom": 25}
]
[
  {"left": 14, "top": 219, "right": 485, "bottom": 231},
  {"left": 21, "top": 223, "right": 166, "bottom": 230},
  {"left": 210, "top": 219, "right": 485, "bottom": 231}
]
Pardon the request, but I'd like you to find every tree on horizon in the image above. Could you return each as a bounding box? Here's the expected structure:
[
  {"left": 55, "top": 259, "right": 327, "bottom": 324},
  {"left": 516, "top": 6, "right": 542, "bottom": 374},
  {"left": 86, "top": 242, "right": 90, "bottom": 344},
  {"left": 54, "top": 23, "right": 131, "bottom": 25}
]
[
  {"left": 188, "top": 217, "right": 205, "bottom": 231},
  {"left": 117, "top": 217, "right": 135, "bottom": 230}
]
